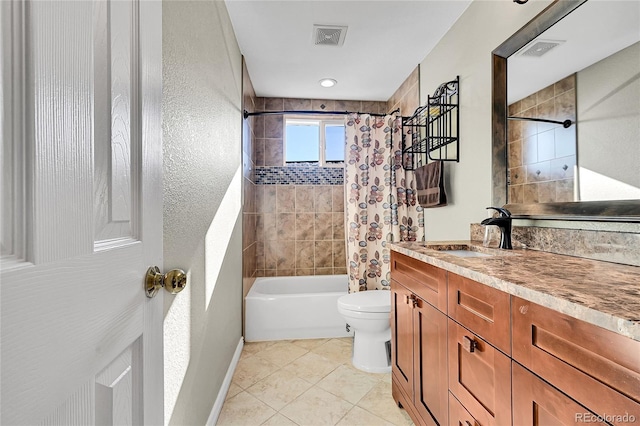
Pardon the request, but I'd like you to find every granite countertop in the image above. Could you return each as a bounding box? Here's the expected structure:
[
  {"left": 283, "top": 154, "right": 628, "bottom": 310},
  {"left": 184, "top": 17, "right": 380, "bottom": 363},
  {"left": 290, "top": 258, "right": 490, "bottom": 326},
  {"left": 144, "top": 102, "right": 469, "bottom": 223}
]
[{"left": 388, "top": 241, "right": 640, "bottom": 341}]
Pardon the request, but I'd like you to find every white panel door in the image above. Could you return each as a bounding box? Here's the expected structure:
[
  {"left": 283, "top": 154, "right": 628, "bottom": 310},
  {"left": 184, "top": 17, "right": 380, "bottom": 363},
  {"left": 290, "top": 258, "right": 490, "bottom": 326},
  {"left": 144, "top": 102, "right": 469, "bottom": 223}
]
[{"left": 0, "top": 0, "right": 163, "bottom": 424}]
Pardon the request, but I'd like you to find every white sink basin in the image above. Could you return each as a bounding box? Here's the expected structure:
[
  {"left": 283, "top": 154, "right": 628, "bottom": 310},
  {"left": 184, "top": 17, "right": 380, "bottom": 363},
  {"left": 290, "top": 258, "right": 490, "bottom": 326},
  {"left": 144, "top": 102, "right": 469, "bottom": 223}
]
[{"left": 424, "top": 242, "right": 517, "bottom": 258}]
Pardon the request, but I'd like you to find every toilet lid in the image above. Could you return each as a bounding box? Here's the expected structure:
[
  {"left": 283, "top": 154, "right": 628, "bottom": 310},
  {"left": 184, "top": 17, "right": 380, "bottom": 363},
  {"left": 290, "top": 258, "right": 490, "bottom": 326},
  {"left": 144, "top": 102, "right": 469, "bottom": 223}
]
[{"left": 338, "top": 290, "right": 391, "bottom": 313}]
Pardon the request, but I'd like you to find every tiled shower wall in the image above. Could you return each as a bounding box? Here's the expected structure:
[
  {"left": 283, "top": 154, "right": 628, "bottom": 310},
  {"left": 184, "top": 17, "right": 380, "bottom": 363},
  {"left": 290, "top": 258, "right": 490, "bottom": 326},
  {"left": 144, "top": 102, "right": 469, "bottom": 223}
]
[
  {"left": 387, "top": 66, "right": 420, "bottom": 116},
  {"left": 256, "top": 184, "right": 346, "bottom": 276},
  {"left": 507, "top": 74, "right": 577, "bottom": 204},
  {"left": 242, "top": 61, "right": 258, "bottom": 299},
  {"left": 243, "top": 67, "right": 416, "bottom": 280},
  {"left": 254, "top": 97, "right": 387, "bottom": 277}
]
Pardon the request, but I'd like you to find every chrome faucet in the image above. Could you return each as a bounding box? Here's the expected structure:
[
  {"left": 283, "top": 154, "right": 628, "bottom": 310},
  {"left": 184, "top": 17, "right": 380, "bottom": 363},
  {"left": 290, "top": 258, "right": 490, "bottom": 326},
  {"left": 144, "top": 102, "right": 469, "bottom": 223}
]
[{"left": 481, "top": 207, "right": 513, "bottom": 249}]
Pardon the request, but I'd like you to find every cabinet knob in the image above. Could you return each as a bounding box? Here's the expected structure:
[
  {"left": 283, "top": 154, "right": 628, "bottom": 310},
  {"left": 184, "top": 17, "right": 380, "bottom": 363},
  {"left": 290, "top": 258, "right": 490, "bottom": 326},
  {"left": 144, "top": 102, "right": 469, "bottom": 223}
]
[{"left": 462, "top": 335, "right": 477, "bottom": 353}]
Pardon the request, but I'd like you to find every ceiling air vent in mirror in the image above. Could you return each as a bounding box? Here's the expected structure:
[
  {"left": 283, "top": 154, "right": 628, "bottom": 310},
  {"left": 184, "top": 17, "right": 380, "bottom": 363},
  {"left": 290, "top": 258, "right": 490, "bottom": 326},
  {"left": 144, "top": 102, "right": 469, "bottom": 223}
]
[
  {"left": 518, "top": 39, "right": 565, "bottom": 57},
  {"left": 313, "top": 25, "right": 348, "bottom": 47}
]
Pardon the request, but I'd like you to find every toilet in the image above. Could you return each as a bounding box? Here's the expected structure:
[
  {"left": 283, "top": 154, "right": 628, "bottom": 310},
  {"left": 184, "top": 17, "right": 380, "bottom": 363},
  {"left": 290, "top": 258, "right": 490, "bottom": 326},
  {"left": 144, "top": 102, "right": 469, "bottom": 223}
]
[{"left": 337, "top": 290, "right": 392, "bottom": 373}]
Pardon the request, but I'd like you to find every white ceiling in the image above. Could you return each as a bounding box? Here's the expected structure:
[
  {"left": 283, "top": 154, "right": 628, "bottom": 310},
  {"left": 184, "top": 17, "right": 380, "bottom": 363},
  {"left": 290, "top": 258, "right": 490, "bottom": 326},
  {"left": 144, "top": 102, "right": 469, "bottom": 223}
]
[
  {"left": 508, "top": 0, "right": 640, "bottom": 103},
  {"left": 224, "top": 0, "right": 472, "bottom": 102}
]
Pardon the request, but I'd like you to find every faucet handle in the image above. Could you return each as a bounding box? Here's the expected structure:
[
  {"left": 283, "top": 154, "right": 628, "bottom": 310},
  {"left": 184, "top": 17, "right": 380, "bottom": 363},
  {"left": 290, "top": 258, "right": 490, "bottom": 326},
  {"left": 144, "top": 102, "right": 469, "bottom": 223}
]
[{"left": 486, "top": 206, "right": 511, "bottom": 218}]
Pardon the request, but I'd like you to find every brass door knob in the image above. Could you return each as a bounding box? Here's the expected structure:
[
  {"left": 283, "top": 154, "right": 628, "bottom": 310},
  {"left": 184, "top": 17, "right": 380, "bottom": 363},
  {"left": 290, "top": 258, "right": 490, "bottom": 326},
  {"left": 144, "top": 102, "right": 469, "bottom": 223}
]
[{"left": 145, "top": 266, "right": 187, "bottom": 298}]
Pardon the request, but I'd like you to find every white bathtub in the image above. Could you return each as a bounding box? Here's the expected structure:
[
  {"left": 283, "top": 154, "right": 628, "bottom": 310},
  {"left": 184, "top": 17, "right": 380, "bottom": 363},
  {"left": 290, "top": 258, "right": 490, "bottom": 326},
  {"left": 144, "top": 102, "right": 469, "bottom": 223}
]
[{"left": 245, "top": 275, "right": 354, "bottom": 341}]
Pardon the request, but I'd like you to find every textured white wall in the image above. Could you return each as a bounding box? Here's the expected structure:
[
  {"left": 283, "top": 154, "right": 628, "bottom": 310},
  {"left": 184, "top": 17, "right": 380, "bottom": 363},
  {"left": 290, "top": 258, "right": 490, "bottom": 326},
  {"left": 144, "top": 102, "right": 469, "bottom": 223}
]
[
  {"left": 162, "top": 1, "right": 243, "bottom": 424},
  {"left": 419, "top": 0, "right": 552, "bottom": 240},
  {"left": 577, "top": 41, "right": 640, "bottom": 201}
]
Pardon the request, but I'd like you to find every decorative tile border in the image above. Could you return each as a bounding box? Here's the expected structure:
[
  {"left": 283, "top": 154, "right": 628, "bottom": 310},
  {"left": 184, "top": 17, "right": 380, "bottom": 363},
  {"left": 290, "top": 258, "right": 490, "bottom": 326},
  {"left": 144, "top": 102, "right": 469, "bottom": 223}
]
[{"left": 255, "top": 165, "right": 344, "bottom": 185}]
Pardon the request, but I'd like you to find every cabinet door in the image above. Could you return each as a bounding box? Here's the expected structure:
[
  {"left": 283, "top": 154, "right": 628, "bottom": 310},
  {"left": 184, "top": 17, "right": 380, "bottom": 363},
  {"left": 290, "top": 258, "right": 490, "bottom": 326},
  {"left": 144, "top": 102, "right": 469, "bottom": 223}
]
[
  {"left": 391, "top": 281, "right": 415, "bottom": 399},
  {"left": 449, "top": 392, "right": 481, "bottom": 426},
  {"left": 414, "top": 297, "right": 448, "bottom": 426},
  {"left": 512, "top": 362, "right": 608, "bottom": 426},
  {"left": 448, "top": 319, "right": 511, "bottom": 426}
]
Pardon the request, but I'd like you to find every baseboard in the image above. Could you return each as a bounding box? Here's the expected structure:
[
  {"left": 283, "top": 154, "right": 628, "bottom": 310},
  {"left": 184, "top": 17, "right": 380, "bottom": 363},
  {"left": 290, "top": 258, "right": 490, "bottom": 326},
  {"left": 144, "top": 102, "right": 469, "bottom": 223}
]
[{"left": 206, "top": 336, "right": 244, "bottom": 426}]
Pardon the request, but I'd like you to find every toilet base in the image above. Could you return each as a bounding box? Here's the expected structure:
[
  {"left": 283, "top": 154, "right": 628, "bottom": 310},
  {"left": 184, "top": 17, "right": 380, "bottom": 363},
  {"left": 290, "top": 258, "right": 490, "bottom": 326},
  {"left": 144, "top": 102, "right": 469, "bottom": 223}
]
[{"left": 350, "top": 328, "right": 392, "bottom": 373}]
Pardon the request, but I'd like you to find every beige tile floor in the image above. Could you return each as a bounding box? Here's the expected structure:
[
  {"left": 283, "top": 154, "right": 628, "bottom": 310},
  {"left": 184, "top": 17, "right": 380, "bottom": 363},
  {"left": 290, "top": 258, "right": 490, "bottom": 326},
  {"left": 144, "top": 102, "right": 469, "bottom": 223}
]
[{"left": 217, "top": 338, "right": 414, "bottom": 426}]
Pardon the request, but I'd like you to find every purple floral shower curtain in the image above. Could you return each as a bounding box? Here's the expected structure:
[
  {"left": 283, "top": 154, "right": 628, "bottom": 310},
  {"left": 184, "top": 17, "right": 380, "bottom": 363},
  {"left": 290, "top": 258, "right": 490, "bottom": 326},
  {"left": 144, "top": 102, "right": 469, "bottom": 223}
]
[{"left": 344, "top": 114, "right": 424, "bottom": 293}]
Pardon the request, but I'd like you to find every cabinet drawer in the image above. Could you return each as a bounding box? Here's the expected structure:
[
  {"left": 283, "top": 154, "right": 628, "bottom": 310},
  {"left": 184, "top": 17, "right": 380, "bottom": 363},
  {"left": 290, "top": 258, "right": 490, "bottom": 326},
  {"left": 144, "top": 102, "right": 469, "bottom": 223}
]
[
  {"left": 391, "top": 251, "right": 447, "bottom": 313},
  {"left": 512, "top": 297, "right": 640, "bottom": 419},
  {"left": 448, "top": 273, "right": 510, "bottom": 354},
  {"left": 449, "top": 392, "right": 481, "bottom": 426},
  {"left": 448, "top": 319, "right": 511, "bottom": 426},
  {"left": 513, "top": 362, "right": 608, "bottom": 426}
]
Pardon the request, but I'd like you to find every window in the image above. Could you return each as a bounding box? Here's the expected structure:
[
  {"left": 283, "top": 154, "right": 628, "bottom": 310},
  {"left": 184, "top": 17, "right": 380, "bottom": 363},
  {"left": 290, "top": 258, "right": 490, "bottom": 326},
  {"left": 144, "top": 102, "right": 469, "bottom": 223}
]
[{"left": 285, "top": 117, "right": 345, "bottom": 166}]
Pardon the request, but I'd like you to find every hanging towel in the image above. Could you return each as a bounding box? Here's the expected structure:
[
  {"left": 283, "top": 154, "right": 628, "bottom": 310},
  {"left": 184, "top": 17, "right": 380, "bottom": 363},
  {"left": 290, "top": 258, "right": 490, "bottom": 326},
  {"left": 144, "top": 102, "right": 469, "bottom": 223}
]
[{"left": 415, "top": 161, "right": 447, "bottom": 208}]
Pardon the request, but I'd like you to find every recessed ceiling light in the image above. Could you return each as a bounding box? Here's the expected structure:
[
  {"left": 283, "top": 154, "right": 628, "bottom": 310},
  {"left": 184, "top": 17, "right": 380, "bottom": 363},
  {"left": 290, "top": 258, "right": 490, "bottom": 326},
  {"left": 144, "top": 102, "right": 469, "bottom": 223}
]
[{"left": 319, "top": 78, "right": 337, "bottom": 88}]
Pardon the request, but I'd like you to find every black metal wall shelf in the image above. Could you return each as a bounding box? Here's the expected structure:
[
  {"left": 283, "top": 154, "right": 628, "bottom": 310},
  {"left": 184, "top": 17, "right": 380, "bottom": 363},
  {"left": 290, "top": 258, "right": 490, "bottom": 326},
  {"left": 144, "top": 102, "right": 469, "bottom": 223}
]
[{"left": 401, "top": 76, "right": 459, "bottom": 170}]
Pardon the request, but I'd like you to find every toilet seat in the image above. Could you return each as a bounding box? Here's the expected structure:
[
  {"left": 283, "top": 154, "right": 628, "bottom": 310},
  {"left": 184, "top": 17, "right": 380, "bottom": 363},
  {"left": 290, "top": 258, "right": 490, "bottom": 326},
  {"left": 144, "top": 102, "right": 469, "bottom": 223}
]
[{"left": 337, "top": 290, "right": 390, "bottom": 313}]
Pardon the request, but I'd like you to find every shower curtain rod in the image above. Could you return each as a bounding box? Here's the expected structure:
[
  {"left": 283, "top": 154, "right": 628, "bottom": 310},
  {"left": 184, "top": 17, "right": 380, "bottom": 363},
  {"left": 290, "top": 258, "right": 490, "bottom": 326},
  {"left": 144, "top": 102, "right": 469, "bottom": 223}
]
[
  {"left": 243, "top": 108, "right": 400, "bottom": 119},
  {"left": 508, "top": 116, "right": 573, "bottom": 128}
]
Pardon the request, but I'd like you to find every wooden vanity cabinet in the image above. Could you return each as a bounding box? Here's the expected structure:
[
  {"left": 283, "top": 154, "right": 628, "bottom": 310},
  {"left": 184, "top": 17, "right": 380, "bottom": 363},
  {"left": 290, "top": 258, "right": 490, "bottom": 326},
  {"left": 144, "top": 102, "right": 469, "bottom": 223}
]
[
  {"left": 413, "top": 295, "right": 448, "bottom": 425},
  {"left": 512, "top": 362, "right": 609, "bottom": 426},
  {"left": 391, "top": 251, "right": 640, "bottom": 426},
  {"left": 449, "top": 392, "right": 480, "bottom": 426},
  {"left": 391, "top": 281, "right": 416, "bottom": 401},
  {"left": 447, "top": 272, "right": 512, "bottom": 426},
  {"left": 512, "top": 296, "right": 640, "bottom": 422},
  {"left": 391, "top": 251, "right": 448, "bottom": 312},
  {"left": 448, "top": 319, "right": 511, "bottom": 426},
  {"left": 391, "top": 252, "right": 448, "bottom": 426},
  {"left": 447, "top": 273, "right": 511, "bottom": 355}
]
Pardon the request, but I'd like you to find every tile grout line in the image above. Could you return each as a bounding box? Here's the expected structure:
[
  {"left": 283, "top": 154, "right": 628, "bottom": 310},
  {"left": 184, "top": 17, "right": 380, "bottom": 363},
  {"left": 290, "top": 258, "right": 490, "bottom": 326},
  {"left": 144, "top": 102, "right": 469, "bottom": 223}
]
[{"left": 221, "top": 338, "right": 409, "bottom": 426}]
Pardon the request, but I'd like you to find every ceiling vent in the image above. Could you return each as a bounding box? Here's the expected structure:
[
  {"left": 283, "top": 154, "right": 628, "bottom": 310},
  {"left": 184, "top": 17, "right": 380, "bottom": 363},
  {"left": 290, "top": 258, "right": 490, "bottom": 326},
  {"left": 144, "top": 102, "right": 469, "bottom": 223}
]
[
  {"left": 313, "top": 25, "right": 348, "bottom": 47},
  {"left": 518, "top": 39, "right": 565, "bottom": 57}
]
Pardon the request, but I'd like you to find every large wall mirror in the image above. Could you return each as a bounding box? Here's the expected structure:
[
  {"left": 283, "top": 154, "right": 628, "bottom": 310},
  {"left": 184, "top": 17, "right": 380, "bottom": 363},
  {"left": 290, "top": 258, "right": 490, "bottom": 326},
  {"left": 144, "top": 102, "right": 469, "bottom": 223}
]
[{"left": 492, "top": 0, "right": 640, "bottom": 221}]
